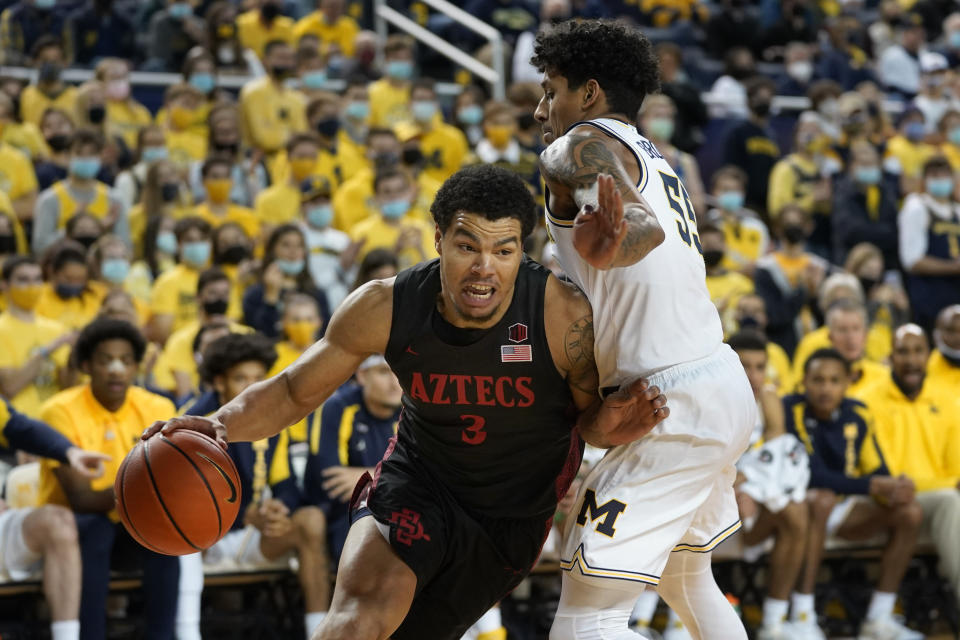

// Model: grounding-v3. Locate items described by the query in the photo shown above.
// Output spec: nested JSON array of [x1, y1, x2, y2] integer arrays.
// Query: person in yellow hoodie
[[331, 127, 400, 231], [147, 216, 213, 344], [196, 158, 260, 241], [268, 292, 323, 442], [857, 324, 960, 612], [19, 35, 77, 128], [94, 58, 152, 151], [159, 83, 207, 170], [294, 0, 359, 57], [406, 78, 468, 184], [928, 304, 960, 395], [240, 39, 306, 155], [255, 132, 321, 230], [368, 34, 415, 128], [237, 0, 294, 60]]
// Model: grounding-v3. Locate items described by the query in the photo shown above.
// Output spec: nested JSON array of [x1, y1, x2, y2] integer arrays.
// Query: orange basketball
[[115, 430, 241, 556]]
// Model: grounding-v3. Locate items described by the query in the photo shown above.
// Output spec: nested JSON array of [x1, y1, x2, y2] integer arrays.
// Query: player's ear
[[582, 79, 601, 110], [434, 226, 442, 254]]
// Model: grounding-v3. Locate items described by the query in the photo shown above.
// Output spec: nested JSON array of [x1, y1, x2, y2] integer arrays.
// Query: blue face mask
[[949, 127, 960, 145], [905, 121, 926, 142], [345, 101, 369, 120], [381, 198, 410, 220], [35, 0, 55, 9], [306, 204, 333, 228], [927, 177, 955, 199], [156, 231, 178, 255], [951, 31, 960, 49], [855, 166, 881, 185], [55, 283, 84, 299], [411, 100, 437, 123], [457, 104, 483, 126], [275, 258, 304, 275], [385, 60, 413, 81], [168, 2, 192, 19], [188, 72, 215, 94], [101, 258, 130, 284], [301, 70, 327, 90], [717, 191, 744, 212], [141, 146, 168, 163], [70, 156, 101, 179], [182, 241, 211, 267]]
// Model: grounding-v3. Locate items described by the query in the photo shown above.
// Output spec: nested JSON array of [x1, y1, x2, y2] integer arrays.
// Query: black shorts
[[351, 441, 552, 640]]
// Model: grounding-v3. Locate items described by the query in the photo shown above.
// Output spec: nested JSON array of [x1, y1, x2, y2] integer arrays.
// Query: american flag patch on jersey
[[501, 344, 532, 362]]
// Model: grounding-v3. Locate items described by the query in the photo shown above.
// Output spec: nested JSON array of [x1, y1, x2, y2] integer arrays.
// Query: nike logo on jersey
[[406, 346, 418, 355]]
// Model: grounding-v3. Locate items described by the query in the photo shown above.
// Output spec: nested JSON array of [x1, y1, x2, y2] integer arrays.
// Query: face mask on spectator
[[316, 118, 340, 138], [926, 177, 954, 199], [485, 124, 513, 149], [411, 101, 437, 123], [156, 231, 178, 255], [271, 64, 295, 80], [55, 283, 84, 299], [345, 101, 369, 120], [782, 225, 807, 244], [213, 140, 239, 156], [105, 79, 130, 101], [217, 244, 250, 265], [46, 133, 71, 152], [141, 146, 168, 163], [35, 0, 56, 10], [854, 166, 881, 185], [170, 105, 195, 130], [646, 117, 674, 141], [306, 203, 333, 228], [70, 156, 101, 179], [750, 100, 771, 118], [204, 178, 232, 204], [160, 182, 180, 203], [189, 72, 215, 94], [284, 320, 319, 348], [0, 234, 15, 254], [38, 61, 61, 84], [101, 258, 130, 284], [8, 284, 42, 310], [717, 191, 744, 212], [291, 158, 316, 182], [857, 275, 879, 293], [260, 2, 281, 20], [738, 315, 762, 330], [457, 104, 483, 126], [787, 61, 813, 84], [950, 31, 960, 49], [934, 330, 960, 365], [182, 241, 211, 267], [818, 98, 839, 119], [402, 147, 423, 166], [948, 127, 960, 145], [275, 259, 304, 276], [74, 235, 98, 250], [702, 250, 724, 268], [218, 44, 236, 65], [202, 298, 228, 316], [301, 70, 327, 90], [381, 198, 410, 220], [168, 2, 192, 19], [904, 121, 925, 142], [385, 60, 413, 81], [87, 104, 106, 124]]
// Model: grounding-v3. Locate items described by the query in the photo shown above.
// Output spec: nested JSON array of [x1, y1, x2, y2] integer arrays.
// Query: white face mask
[[218, 44, 236, 65], [819, 98, 839, 120], [787, 60, 813, 84], [934, 329, 960, 361]]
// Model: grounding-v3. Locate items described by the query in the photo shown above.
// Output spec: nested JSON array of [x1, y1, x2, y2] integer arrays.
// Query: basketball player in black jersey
[[144, 165, 668, 640]]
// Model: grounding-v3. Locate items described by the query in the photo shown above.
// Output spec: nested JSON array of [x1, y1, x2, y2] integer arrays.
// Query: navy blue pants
[[75, 513, 179, 640]]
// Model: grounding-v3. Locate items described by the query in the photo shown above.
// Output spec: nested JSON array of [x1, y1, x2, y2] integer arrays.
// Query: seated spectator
[[332, 127, 404, 227], [0, 87, 46, 162], [754, 205, 828, 357], [95, 58, 152, 152], [0, 256, 73, 417], [640, 94, 705, 216], [338, 75, 370, 166], [256, 133, 321, 230], [368, 34, 414, 128], [0, 0, 68, 66], [210, 222, 255, 316], [63, 212, 104, 253], [32, 129, 127, 253], [468, 101, 540, 198], [113, 125, 168, 214], [898, 155, 960, 333], [728, 331, 811, 639], [788, 348, 923, 640], [67, 0, 136, 66], [267, 292, 322, 441], [294, 44, 331, 100], [147, 216, 214, 344], [705, 3, 759, 59], [351, 247, 398, 291], [938, 109, 960, 170], [405, 78, 468, 184], [241, 39, 306, 156], [128, 159, 191, 253], [706, 166, 768, 278], [243, 224, 330, 338], [237, 0, 294, 60], [128, 215, 177, 303], [34, 108, 96, 192], [0, 99, 39, 226], [19, 36, 76, 128], [145, 0, 205, 72], [72, 80, 127, 182], [195, 158, 260, 241], [89, 235, 148, 326], [655, 42, 708, 155], [857, 325, 960, 615], [0, 203, 26, 263], [349, 167, 436, 269], [38, 318, 179, 640], [453, 84, 486, 148], [817, 17, 875, 91], [928, 304, 960, 394], [299, 175, 353, 309], [191, 333, 330, 637], [701, 223, 753, 337], [188, 104, 267, 208], [203, 1, 255, 74], [831, 139, 900, 267], [179, 48, 224, 122], [884, 107, 937, 195], [294, 0, 359, 58], [722, 77, 780, 216], [734, 293, 794, 394], [913, 52, 955, 135], [160, 84, 207, 170], [777, 42, 818, 97], [36, 242, 104, 331], [0, 398, 111, 640], [709, 46, 755, 119], [879, 13, 927, 99], [843, 243, 909, 362]]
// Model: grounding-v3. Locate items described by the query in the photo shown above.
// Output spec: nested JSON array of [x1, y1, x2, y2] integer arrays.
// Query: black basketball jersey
[[384, 258, 582, 521]]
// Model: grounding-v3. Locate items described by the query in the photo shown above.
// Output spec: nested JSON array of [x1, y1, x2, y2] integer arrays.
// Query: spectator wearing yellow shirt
[[0, 200, 27, 267], [295, 44, 331, 101], [705, 165, 769, 278], [406, 79, 468, 184], [844, 242, 909, 364], [268, 293, 323, 441], [368, 35, 415, 129], [0, 99, 39, 227], [314, 92, 366, 185], [147, 216, 213, 344], [19, 35, 76, 128], [241, 40, 307, 155], [338, 76, 369, 176], [256, 133, 321, 231], [36, 242, 105, 331], [38, 318, 180, 640], [211, 222, 257, 318], [237, 0, 294, 60], [32, 129, 128, 253], [94, 58, 152, 152], [884, 107, 937, 196], [733, 294, 794, 394], [0, 88, 47, 161], [349, 167, 436, 269], [128, 215, 178, 304], [294, 0, 359, 57], [332, 127, 400, 231], [0, 257, 73, 417], [127, 159, 192, 253], [269, 95, 347, 194], [195, 158, 260, 241], [159, 83, 207, 170], [88, 235, 150, 327], [929, 304, 960, 395], [700, 224, 754, 337], [857, 325, 960, 612]]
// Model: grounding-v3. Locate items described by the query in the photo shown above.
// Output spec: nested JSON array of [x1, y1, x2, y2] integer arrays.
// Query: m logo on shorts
[[576, 489, 627, 538], [389, 508, 431, 546]]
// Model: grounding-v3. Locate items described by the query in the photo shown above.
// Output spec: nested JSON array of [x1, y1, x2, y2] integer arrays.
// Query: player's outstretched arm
[[540, 130, 664, 270], [142, 279, 394, 447]]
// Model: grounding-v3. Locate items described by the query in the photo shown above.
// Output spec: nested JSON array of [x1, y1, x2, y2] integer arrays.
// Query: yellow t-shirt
[[156, 102, 211, 140], [1, 121, 48, 160], [418, 122, 469, 184], [766, 341, 794, 396], [165, 128, 208, 169], [720, 214, 768, 272], [106, 99, 152, 151], [940, 143, 960, 171], [38, 385, 176, 519], [269, 340, 308, 441], [292, 12, 359, 55], [332, 168, 440, 233], [705, 270, 754, 337], [349, 212, 438, 269], [0, 143, 38, 201], [336, 130, 366, 182], [885, 134, 937, 178], [35, 282, 105, 330], [926, 350, 960, 397], [194, 203, 261, 241], [254, 182, 301, 226], [791, 325, 891, 385], [20, 85, 78, 128], [51, 180, 111, 226], [368, 78, 411, 129], [149, 263, 201, 333], [767, 153, 820, 218], [240, 76, 307, 154], [267, 148, 344, 194], [0, 313, 70, 418], [237, 9, 294, 59], [152, 320, 253, 393]]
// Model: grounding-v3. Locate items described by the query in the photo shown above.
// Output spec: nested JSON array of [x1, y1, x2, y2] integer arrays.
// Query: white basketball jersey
[[546, 118, 723, 388]]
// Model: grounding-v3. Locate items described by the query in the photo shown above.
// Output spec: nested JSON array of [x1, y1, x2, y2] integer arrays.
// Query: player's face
[[436, 213, 523, 329], [87, 338, 138, 408], [828, 310, 867, 362], [736, 349, 767, 397], [536, 70, 585, 145], [891, 331, 930, 395], [358, 363, 402, 411], [803, 359, 849, 418], [215, 361, 267, 404]]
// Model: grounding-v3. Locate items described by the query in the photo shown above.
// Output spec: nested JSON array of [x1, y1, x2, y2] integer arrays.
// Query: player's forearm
[[215, 373, 315, 443], [607, 204, 665, 269], [575, 402, 615, 449], [907, 256, 960, 276]]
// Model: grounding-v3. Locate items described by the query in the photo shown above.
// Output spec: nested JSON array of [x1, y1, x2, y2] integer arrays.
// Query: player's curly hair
[[199, 333, 277, 385], [531, 19, 660, 118], [431, 165, 537, 240], [73, 318, 147, 367]]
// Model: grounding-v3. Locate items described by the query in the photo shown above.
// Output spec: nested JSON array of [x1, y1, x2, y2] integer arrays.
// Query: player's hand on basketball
[[141, 415, 229, 450], [587, 378, 668, 447], [65, 447, 110, 479], [573, 174, 627, 270], [322, 466, 368, 502]]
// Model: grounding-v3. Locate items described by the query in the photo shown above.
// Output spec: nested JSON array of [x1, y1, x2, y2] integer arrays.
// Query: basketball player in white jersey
[[533, 20, 757, 640]]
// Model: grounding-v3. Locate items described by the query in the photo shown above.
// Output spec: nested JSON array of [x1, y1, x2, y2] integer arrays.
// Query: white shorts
[[559, 345, 756, 590], [202, 526, 289, 570], [825, 496, 872, 537], [0, 508, 42, 581]]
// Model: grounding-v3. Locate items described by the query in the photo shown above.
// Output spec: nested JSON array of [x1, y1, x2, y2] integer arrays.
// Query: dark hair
[[201, 156, 232, 178], [142, 216, 169, 279], [191, 321, 230, 353], [411, 77, 436, 94], [373, 166, 410, 193], [65, 212, 104, 240], [263, 224, 316, 293], [698, 222, 722, 236], [727, 329, 768, 353], [199, 333, 277, 385], [73, 317, 146, 366], [353, 248, 398, 290], [30, 34, 63, 60], [211, 222, 249, 262], [51, 244, 88, 273], [922, 155, 953, 177], [531, 19, 659, 117], [264, 39, 291, 58], [286, 132, 320, 155], [803, 347, 851, 376], [197, 267, 229, 295], [744, 76, 776, 100], [2, 255, 38, 281], [71, 128, 104, 153], [711, 165, 748, 190], [366, 127, 398, 145], [174, 216, 212, 242], [431, 165, 537, 240]]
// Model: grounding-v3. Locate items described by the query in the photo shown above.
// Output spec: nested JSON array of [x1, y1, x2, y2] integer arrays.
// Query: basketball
[[115, 430, 241, 557]]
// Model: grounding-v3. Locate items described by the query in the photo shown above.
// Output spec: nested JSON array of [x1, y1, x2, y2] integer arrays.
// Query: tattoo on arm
[[564, 314, 598, 394], [547, 134, 634, 200], [615, 206, 665, 268]]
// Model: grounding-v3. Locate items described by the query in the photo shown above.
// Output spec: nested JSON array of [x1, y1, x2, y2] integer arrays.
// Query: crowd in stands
[[0, 0, 956, 639]]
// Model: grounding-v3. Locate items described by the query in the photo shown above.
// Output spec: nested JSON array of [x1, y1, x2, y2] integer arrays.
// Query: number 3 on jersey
[[658, 171, 702, 254], [461, 414, 487, 445]]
